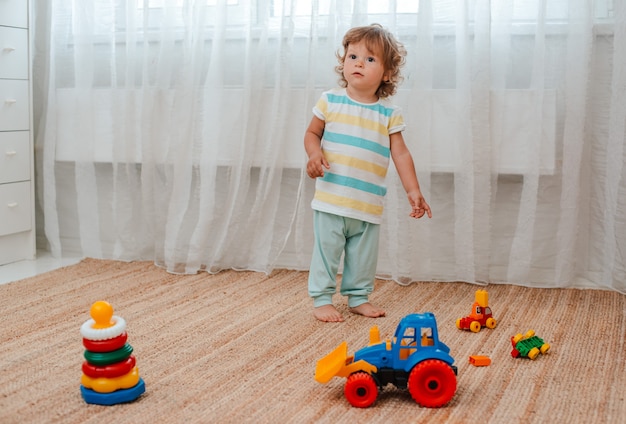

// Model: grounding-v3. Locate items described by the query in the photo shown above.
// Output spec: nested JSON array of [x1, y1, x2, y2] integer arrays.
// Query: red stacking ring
[[82, 355, 136, 379], [83, 332, 128, 352]]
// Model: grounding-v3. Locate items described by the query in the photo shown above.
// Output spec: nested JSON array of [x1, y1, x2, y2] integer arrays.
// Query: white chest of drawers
[[0, 0, 35, 265]]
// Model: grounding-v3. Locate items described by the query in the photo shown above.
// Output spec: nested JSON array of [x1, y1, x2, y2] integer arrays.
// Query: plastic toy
[[80, 301, 145, 405], [511, 330, 550, 359], [469, 355, 491, 366], [315, 312, 457, 408], [456, 289, 497, 332]]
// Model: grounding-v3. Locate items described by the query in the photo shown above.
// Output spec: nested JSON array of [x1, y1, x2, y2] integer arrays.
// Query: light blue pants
[[308, 210, 380, 308]]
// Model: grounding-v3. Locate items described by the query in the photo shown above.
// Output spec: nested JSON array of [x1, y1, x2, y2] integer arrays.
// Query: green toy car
[[510, 330, 550, 359]]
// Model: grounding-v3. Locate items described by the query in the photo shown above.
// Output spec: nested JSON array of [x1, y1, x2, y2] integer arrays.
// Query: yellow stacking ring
[[81, 366, 141, 393]]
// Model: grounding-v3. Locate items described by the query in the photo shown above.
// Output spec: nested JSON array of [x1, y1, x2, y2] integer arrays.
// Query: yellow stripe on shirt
[[325, 111, 388, 136], [389, 114, 403, 129], [324, 151, 388, 177], [314, 190, 384, 216]]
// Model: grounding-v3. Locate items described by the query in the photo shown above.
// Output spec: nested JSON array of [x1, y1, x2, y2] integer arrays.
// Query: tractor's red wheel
[[408, 359, 457, 408], [344, 372, 378, 408]]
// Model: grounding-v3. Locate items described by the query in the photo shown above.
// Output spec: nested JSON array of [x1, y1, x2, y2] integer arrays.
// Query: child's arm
[[390, 132, 432, 219], [304, 116, 329, 178]]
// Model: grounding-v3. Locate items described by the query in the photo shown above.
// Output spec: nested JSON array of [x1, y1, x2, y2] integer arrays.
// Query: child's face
[[343, 41, 387, 97]]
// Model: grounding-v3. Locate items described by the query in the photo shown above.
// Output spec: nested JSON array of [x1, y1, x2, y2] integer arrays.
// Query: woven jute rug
[[0, 258, 624, 423]]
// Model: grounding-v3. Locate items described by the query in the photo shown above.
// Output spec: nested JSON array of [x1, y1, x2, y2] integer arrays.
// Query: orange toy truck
[[456, 290, 497, 333]]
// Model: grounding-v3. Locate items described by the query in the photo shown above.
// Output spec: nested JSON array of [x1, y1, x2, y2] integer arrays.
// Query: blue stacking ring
[[81, 378, 146, 405]]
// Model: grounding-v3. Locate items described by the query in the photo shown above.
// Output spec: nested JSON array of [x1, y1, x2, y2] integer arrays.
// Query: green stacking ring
[[84, 343, 134, 366]]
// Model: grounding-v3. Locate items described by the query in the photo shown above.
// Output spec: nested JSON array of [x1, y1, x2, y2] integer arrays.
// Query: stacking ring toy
[[82, 355, 136, 379], [84, 343, 133, 366]]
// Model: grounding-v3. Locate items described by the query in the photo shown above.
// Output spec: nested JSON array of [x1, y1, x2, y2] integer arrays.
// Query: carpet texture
[[0, 258, 624, 423]]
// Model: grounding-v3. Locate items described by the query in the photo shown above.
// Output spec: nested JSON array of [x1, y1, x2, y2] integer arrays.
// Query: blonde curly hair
[[335, 24, 407, 99]]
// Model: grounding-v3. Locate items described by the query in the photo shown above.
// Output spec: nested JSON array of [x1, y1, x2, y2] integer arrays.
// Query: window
[[399, 327, 417, 360], [99, 0, 248, 35], [83, 1, 616, 39], [272, 0, 418, 16]]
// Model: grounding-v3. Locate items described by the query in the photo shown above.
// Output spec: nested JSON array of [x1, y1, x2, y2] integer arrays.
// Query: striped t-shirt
[[311, 88, 406, 224]]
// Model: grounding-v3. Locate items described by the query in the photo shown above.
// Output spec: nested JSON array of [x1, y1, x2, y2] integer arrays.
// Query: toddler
[[304, 24, 431, 322]]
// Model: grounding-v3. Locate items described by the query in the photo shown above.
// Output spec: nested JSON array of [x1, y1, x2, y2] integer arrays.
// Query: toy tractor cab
[[456, 289, 497, 333]]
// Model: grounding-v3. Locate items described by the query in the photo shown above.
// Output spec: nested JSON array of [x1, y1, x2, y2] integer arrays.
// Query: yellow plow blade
[[315, 341, 349, 384]]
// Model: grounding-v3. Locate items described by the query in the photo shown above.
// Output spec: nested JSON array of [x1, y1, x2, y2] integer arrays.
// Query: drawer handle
[[4, 98, 17, 105], [7, 202, 18, 208], [5, 150, 17, 156], [3, 46, 16, 52]]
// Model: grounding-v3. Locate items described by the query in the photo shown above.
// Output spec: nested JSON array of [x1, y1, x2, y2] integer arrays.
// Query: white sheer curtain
[[33, 0, 625, 292]]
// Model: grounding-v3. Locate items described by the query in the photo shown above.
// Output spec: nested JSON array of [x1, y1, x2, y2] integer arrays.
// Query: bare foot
[[313, 304, 345, 322], [349, 302, 386, 318]]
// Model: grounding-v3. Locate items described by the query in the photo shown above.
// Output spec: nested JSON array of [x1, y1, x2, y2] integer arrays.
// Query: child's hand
[[408, 191, 432, 219], [306, 153, 330, 178]]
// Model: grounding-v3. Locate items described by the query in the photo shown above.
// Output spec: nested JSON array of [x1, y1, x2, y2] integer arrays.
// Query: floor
[[0, 251, 82, 286]]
